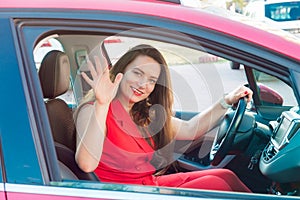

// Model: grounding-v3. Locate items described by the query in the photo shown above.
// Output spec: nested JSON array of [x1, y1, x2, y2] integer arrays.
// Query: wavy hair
[[76, 44, 174, 151], [110, 44, 174, 150]]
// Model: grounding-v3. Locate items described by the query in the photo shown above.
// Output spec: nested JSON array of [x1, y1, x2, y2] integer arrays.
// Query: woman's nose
[[137, 77, 148, 88]]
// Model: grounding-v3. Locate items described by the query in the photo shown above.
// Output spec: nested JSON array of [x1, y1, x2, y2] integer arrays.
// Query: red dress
[[95, 100, 251, 192]]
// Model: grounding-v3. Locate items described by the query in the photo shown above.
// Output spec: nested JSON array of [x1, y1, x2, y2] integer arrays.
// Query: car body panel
[[0, 17, 44, 184], [5, 182, 297, 200], [1, 0, 300, 61]]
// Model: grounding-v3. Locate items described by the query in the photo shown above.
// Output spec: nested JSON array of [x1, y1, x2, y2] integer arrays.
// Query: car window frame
[[245, 66, 296, 122]]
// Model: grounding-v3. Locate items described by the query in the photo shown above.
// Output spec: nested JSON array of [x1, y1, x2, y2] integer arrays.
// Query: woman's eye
[[133, 70, 142, 76], [149, 79, 156, 84]]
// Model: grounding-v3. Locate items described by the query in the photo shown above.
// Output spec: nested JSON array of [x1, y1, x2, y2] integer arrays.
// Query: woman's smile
[[130, 86, 144, 96]]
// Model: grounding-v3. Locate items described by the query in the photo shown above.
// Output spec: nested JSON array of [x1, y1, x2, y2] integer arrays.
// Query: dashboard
[[260, 110, 300, 183]]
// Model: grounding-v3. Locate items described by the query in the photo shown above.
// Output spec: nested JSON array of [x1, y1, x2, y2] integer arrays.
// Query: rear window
[[265, 1, 300, 21]]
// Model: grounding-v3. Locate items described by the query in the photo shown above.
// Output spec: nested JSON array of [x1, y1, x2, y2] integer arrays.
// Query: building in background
[[243, 0, 300, 37]]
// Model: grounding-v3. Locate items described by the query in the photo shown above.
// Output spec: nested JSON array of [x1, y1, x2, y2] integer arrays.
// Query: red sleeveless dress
[[94, 100, 251, 192]]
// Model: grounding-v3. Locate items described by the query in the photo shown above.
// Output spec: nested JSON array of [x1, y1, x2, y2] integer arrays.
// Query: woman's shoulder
[[75, 101, 95, 118]]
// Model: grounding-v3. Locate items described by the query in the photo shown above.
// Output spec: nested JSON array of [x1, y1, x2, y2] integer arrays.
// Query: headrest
[[39, 50, 70, 99]]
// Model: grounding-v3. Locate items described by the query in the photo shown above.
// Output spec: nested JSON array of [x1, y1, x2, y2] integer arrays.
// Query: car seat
[[39, 50, 99, 181]]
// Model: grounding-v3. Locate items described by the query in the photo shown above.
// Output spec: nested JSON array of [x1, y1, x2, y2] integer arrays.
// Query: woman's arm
[[75, 56, 123, 172], [75, 102, 109, 172], [172, 99, 227, 140], [173, 85, 252, 140]]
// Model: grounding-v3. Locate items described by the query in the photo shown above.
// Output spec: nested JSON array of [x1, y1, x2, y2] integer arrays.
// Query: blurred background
[[181, 0, 300, 37]]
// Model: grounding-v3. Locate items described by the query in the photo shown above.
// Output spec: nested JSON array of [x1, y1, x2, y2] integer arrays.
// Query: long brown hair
[[76, 44, 174, 151], [110, 44, 174, 150]]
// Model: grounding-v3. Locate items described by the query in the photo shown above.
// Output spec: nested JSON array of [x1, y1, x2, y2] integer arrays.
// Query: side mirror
[[257, 83, 283, 106]]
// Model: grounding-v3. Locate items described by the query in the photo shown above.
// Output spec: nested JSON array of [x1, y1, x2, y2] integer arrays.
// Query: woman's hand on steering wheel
[[209, 85, 253, 166], [224, 85, 253, 106]]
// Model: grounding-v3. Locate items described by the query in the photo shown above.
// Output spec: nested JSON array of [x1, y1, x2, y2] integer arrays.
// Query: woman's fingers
[[94, 56, 103, 75], [226, 85, 253, 104], [84, 56, 110, 85], [239, 86, 253, 102], [81, 55, 121, 103], [102, 66, 109, 76], [114, 73, 123, 86], [243, 89, 253, 102], [81, 72, 93, 87], [111, 73, 123, 96], [87, 60, 98, 80]]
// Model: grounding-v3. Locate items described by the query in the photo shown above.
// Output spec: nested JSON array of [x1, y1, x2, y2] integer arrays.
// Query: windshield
[[265, 1, 300, 21]]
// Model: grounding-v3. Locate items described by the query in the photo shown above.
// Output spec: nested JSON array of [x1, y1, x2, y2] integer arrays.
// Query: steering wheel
[[210, 98, 247, 166]]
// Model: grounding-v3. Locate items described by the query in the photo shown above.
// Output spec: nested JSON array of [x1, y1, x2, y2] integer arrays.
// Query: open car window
[[103, 36, 248, 113], [253, 69, 297, 107]]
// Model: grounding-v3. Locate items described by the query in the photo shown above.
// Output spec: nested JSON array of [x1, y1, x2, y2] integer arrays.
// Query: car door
[[0, 16, 59, 199]]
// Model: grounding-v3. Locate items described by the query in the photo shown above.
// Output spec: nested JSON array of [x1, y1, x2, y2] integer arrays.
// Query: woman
[[75, 44, 252, 192]]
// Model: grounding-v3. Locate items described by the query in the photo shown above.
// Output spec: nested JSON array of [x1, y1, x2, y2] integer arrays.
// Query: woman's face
[[117, 55, 161, 108]]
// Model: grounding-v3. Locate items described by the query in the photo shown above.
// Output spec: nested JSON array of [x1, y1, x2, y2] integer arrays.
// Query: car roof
[[1, 0, 300, 62]]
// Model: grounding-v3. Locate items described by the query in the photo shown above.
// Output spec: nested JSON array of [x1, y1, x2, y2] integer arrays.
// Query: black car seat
[[39, 50, 99, 181]]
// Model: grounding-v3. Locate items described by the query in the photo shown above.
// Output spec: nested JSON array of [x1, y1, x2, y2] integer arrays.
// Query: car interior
[[38, 49, 99, 181], [34, 29, 300, 196]]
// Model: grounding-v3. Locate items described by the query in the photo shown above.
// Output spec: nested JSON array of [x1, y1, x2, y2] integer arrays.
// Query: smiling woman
[[74, 43, 252, 192]]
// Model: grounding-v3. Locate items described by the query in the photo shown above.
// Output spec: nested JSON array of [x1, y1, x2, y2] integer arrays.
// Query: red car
[[1, 0, 300, 199]]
